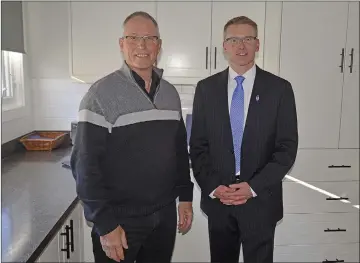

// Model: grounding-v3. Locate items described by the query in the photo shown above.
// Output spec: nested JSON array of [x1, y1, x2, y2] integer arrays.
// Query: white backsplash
[[32, 78, 195, 131]]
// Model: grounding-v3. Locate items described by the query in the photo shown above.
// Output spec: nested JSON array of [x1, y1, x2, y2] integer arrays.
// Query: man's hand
[[213, 185, 236, 205], [224, 182, 253, 205], [178, 202, 193, 234], [100, 225, 128, 262]]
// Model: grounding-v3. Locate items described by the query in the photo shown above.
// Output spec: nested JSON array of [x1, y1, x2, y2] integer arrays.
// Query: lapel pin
[[256, 95, 260, 102]]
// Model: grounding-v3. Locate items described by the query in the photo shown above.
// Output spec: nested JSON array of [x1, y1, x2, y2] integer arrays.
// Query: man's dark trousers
[[92, 201, 177, 263]]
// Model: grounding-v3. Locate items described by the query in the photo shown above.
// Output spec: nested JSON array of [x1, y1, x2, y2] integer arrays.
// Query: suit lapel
[[216, 68, 234, 151], [241, 66, 267, 160]]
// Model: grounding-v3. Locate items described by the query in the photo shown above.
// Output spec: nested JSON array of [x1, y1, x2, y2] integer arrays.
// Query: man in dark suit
[[189, 16, 298, 263]]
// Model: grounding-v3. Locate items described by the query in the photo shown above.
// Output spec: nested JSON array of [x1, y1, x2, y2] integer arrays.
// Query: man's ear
[[119, 37, 124, 51], [158, 38, 162, 52], [255, 39, 260, 52]]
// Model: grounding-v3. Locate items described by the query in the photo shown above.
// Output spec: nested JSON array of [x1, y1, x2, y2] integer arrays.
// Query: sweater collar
[[119, 61, 164, 80]]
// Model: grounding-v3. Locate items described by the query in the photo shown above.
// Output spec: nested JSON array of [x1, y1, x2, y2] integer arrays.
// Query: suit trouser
[[207, 202, 276, 263], [91, 201, 177, 263]]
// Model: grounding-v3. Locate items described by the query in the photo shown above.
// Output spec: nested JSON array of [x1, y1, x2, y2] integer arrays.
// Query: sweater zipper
[[153, 84, 161, 106]]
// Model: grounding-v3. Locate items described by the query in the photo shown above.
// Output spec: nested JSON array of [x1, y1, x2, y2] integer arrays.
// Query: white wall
[[25, 2, 195, 131]]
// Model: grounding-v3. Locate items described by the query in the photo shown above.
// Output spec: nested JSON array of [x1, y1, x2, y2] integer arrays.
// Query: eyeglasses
[[224, 36, 257, 45], [122, 35, 160, 45]]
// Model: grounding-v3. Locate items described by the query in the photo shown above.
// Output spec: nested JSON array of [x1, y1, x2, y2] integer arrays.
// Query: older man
[[71, 11, 193, 263]]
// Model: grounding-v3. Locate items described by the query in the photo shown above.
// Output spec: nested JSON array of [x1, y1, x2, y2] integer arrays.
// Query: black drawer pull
[[328, 165, 351, 168], [69, 219, 74, 252], [326, 197, 349, 200], [60, 225, 71, 259], [322, 259, 344, 263], [324, 228, 346, 232], [214, 47, 217, 69], [205, 47, 208, 69], [339, 48, 345, 73], [349, 48, 354, 73]]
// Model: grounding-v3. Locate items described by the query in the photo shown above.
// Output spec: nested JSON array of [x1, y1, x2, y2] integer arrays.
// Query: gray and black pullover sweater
[[70, 63, 193, 236]]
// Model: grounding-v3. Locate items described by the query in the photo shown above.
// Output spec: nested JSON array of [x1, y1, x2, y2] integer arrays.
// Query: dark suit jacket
[[189, 65, 298, 224]]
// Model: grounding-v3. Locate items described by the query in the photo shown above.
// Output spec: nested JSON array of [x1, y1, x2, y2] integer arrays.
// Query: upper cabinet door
[[340, 2, 359, 149], [279, 2, 349, 149], [156, 2, 211, 80], [210, 2, 266, 74], [70, 2, 156, 83]]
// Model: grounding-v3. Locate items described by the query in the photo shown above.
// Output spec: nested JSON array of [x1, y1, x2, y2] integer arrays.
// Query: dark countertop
[[1, 145, 79, 262]]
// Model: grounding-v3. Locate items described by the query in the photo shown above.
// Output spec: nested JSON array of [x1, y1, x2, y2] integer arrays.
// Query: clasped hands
[[214, 182, 253, 205]]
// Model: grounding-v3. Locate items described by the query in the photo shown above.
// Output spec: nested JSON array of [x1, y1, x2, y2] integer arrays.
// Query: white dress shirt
[[210, 63, 257, 198]]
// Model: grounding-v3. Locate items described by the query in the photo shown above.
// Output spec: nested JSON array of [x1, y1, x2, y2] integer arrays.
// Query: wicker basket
[[20, 131, 67, 151]]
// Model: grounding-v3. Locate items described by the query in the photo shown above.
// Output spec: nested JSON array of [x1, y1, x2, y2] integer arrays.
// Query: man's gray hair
[[123, 11, 160, 36]]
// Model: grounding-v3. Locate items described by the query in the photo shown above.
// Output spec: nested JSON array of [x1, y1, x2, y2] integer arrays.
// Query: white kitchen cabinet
[[36, 233, 61, 262], [82, 217, 95, 262], [156, 2, 211, 81], [36, 202, 84, 262], [24, 2, 71, 79], [274, 243, 359, 262], [287, 149, 359, 182], [67, 203, 84, 262], [279, 2, 349, 149], [158, 1, 266, 83], [275, 212, 359, 245], [210, 1, 266, 74], [58, 221, 71, 262], [339, 1, 359, 149], [310, 181, 359, 205], [69, 1, 156, 83], [282, 181, 357, 214], [69, 1, 269, 84], [57, 202, 84, 262]]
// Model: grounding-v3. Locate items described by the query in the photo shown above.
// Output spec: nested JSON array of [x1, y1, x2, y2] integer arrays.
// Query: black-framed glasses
[[224, 36, 257, 45], [122, 35, 159, 44]]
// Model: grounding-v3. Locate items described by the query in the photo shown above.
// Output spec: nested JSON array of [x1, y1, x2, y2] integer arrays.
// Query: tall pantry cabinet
[[279, 1, 359, 150]]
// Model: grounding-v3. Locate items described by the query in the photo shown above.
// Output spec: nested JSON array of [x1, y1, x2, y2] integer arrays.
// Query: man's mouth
[[135, 54, 149, 58]]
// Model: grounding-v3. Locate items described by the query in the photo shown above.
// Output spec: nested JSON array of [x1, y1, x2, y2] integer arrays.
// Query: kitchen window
[[1, 50, 25, 111]]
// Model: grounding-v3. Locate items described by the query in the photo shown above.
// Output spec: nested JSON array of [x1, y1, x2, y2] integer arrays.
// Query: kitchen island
[[1, 144, 83, 262]]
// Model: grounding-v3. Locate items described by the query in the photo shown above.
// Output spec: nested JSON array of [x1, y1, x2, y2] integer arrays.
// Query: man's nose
[[237, 40, 246, 49], [137, 38, 146, 49]]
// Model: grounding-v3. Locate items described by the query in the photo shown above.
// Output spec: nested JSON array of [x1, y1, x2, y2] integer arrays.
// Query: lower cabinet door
[[36, 233, 61, 262], [59, 222, 71, 263], [274, 243, 359, 262], [275, 213, 359, 246], [68, 203, 84, 262]]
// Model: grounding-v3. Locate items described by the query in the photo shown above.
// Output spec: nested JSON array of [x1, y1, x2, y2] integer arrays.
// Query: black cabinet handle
[[324, 228, 346, 232], [205, 47, 208, 69], [69, 219, 74, 252], [339, 48, 345, 73], [328, 165, 351, 168], [60, 225, 71, 259], [214, 47, 217, 69], [326, 197, 349, 201], [349, 48, 354, 73], [322, 259, 344, 263]]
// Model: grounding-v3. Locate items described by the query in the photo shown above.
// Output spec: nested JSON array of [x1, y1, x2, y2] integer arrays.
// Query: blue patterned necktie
[[230, 75, 245, 174]]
